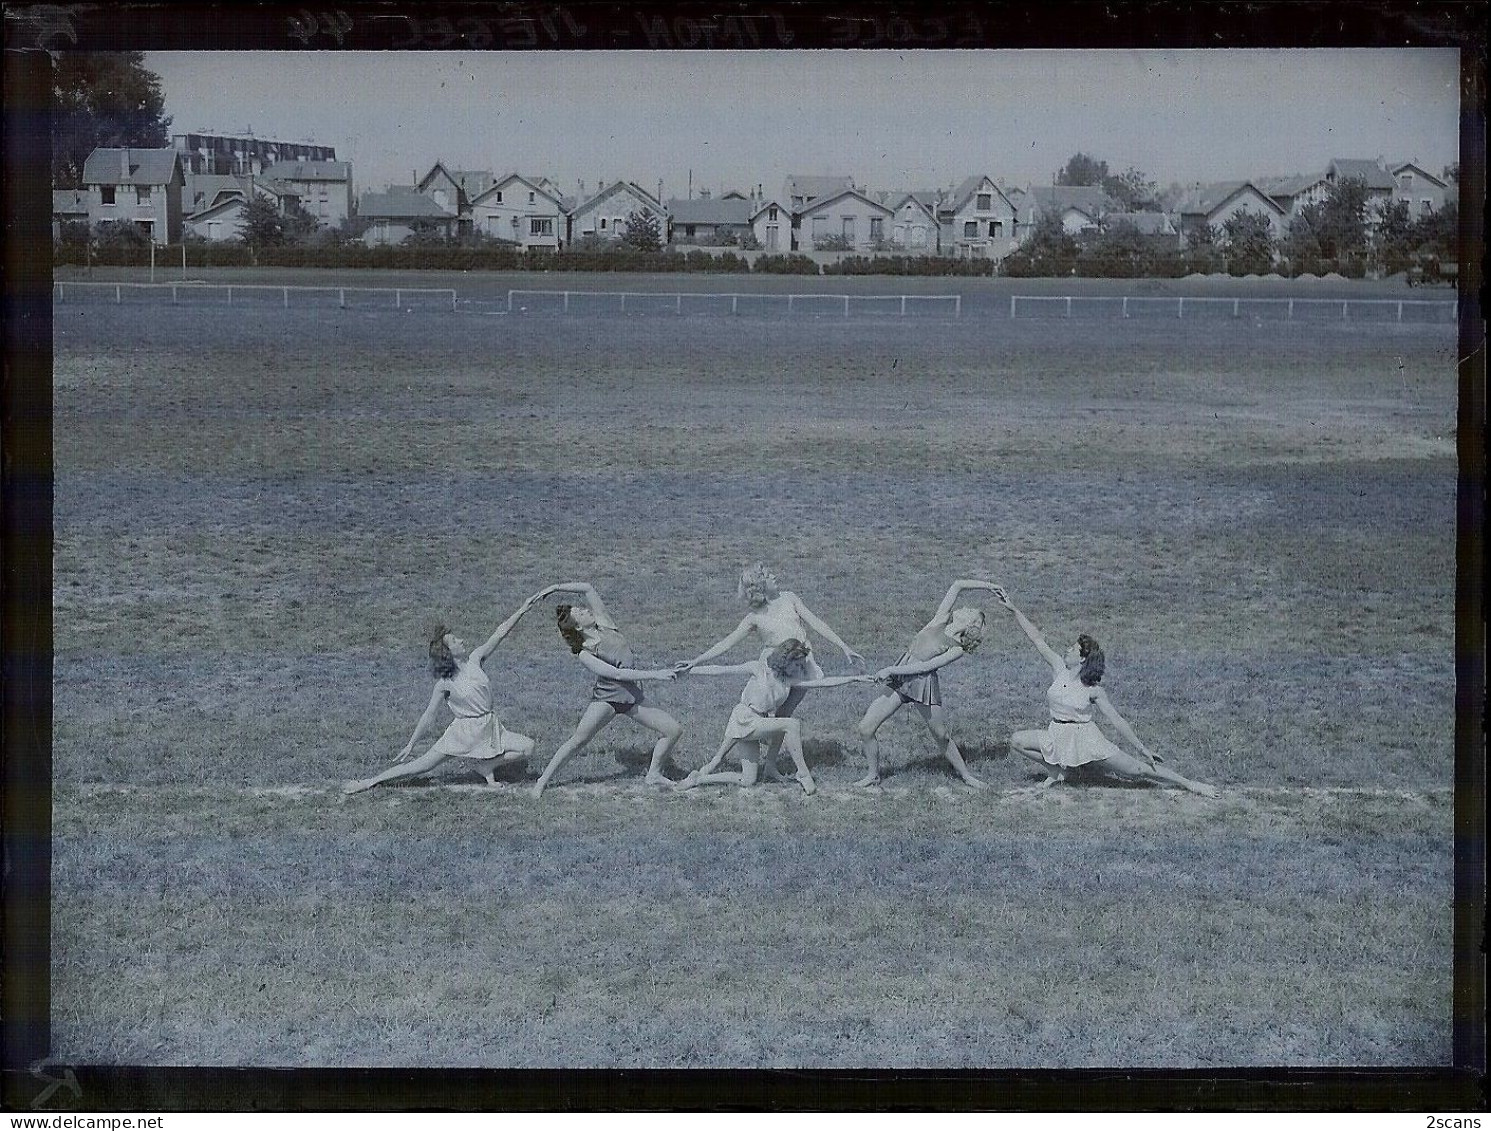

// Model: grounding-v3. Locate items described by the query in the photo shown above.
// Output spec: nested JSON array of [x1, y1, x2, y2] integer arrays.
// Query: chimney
[[700, 188, 710, 200], [657, 179, 663, 203], [579, 179, 585, 196]]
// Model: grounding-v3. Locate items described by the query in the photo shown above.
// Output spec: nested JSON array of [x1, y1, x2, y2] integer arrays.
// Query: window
[[495, 190, 503, 203], [1400, 174, 1413, 191], [136, 186, 152, 204], [530, 217, 552, 236], [685, 225, 696, 238], [841, 216, 855, 243], [811, 215, 828, 241], [768, 206, 778, 221], [869, 217, 883, 241], [989, 220, 1002, 237], [528, 191, 535, 204], [101, 186, 115, 205], [765, 224, 778, 250], [1421, 199, 1433, 215], [911, 226, 927, 248], [599, 217, 607, 230], [963, 221, 978, 238], [976, 193, 991, 210]]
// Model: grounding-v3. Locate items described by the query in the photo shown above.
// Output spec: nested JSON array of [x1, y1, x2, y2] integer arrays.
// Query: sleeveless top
[[445, 659, 494, 719], [1047, 670, 1096, 723], [589, 626, 644, 706], [738, 649, 793, 716]]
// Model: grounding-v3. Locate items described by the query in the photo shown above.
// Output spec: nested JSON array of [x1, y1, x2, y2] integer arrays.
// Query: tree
[[53, 52, 171, 188], [1221, 212, 1276, 274], [1372, 198, 1415, 275], [1004, 210, 1079, 276], [240, 195, 284, 249], [1318, 176, 1371, 260], [621, 209, 662, 251], [1055, 153, 1109, 187], [280, 201, 320, 245], [1102, 167, 1158, 211]]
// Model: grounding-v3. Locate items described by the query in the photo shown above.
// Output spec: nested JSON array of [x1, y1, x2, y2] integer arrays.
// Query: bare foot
[[530, 780, 548, 800], [852, 774, 882, 789], [796, 771, 817, 796], [673, 771, 700, 792], [761, 760, 786, 783], [961, 775, 991, 790], [342, 779, 374, 795], [1038, 773, 1065, 789], [644, 773, 672, 787]]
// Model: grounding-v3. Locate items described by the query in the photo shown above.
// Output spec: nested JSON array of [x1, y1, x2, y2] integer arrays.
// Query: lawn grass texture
[[51, 302, 1458, 1066]]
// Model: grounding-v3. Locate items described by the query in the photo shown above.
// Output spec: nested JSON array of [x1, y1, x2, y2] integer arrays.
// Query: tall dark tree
[[1102, 167, 1159, 211], [1055, 153, 1109, 187], [1221, 212, 1277, 274], [622, 209, 662, 252], [53, 52, 171, 188], [240, 195, 284, 249]]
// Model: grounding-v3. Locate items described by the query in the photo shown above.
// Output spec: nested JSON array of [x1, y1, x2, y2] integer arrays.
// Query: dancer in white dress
[[343, 593, 545, 794], [675, 639, 875, 794], [682, 565, 865, 778], [997, 588, 1218, 796], [852, 579, 1000, 789], [531, 582, 685, 797]]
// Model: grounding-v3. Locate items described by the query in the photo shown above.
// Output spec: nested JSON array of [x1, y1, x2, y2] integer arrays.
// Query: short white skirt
[[1040, 719, 1123, 768]]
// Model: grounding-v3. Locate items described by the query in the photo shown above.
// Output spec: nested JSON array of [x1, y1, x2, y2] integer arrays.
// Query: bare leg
[[1010, 728, 1065, 786], [914, 703, 987, 789], [627, 705, 685, 784], [1099, 748, 1219, 797], [344, 748, 450, 794], [477, 733, 536, 786], [761, 685, 808, 781], [677, 738, 761, 789], [853, 691, 904, 787], [532, 702, 615, 797]]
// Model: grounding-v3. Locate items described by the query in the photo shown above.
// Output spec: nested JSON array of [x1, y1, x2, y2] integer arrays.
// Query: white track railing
[[54, 281, 458, 311], [1009, 294, 1456, 322], [506, 289, 962, 318]]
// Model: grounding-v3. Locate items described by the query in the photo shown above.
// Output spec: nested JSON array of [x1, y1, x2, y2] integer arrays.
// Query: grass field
[[50, 282, 1459, 1067]]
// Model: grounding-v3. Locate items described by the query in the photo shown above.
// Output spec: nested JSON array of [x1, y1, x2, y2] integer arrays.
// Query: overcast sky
[[146, 49, 1461, 198]]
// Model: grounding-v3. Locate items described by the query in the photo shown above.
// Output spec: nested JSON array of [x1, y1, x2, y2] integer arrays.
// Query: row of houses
[[56, 147, 1452, 258]]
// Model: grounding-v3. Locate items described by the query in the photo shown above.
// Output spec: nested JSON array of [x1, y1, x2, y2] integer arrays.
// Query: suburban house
[[749, 198, 791, 253], [1258, 173, 1331, 220], [182, 195, 252, 243], [173, 132, 335, 176], [885, 192, 941, 254], [263, 160, 354, 226], [1172, 180, 1287, 244], [1018, 185, 1110, 237], [179, 173, 305, 242], [52, 188, 89, 239], [468, 173, 566, 251], [665, 191, 754, 245], [568, 181, 668, 245], [783, 174, 855, 212], [416, 163, 497, 236], [1325, 158, 1396, 222], [1389, 161, 1450, 217], [356, 189, 456, 246], [794, 188, 894, 253], [939, 176, 1021, 258], [81, 147, 186, 245]]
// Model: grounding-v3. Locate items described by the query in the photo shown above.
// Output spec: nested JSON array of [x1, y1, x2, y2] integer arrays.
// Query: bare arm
[[683, 661, 760, 678], [471, 591, 544, 665], [575, 650, 675, 682], [789, 593, 864, 663], [874, 647, 965, 681], [687, 617, 755, 666], [397, 685, 448, 762], [540, 582, 618, 630], [796, 674, 880, 689], [996, 591, 1065, 673], [932, 579, 1000, 623], [1094, 688, 1160, 766]]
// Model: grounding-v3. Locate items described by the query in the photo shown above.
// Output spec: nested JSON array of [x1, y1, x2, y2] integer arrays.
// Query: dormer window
[[976, 193, 991, 210], [137, 186, 152, 203], [100, 186, 115, 205]]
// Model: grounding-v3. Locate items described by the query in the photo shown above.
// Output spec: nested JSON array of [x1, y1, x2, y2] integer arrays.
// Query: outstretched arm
[[686, 617, 755, 667], [789, 593, 864, 663], [932, 579, 1001, 624], [683, 661, 760, 678], [575, 650, 675, 682], [471, 591, 545, 665], [874, 647, 965, 681], [1094, 688, 1161, 767], [397, 685, 448, 762], [996, 590, 1065, 674], [796, 674, 880, 689], [539, 582, 618, 630]]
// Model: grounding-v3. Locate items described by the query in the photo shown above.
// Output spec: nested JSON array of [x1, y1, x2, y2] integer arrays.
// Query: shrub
[[813, 234, 854, 252], [752, 253, 819, 275]]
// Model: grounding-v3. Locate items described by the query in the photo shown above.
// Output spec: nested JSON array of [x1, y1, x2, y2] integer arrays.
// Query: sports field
[[50, 275, 1458, 1067]]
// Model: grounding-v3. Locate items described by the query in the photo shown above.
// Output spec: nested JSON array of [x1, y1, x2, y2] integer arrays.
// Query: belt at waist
[[452, 710, 493, 720], [1050, 717, 1090, 725]]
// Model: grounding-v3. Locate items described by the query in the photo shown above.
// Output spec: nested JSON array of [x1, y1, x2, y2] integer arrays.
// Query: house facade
[[263, 160, 354, 227], [1258, 173, 1331, 220], [568, 181, 667, 245], [794, 189, 894, 253], [1326, 158, 1396, 224], [666, 192, 753, 245], [939, 176, 1021, 258], [182, 196, 251, 242], [468, 174, 566, 251], [1018, 185, 1108, 239], [357, 189, 456, 246], [172, 132, 335, 176], [749, 199, 791, 253], [887, 193, 940, 254], [52, 189, 89, 240], [1390, 162, 1449, 217], [416, 163, 497, 235], [1174, 181, 1287, 244], [81, 147, 185, 245]]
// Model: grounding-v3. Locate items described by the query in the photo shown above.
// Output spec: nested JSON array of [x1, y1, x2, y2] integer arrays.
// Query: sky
[[146, 49, 1461, 200]]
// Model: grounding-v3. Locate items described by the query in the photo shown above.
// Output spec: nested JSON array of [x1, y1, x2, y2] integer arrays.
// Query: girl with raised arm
[[683, 565, 865, 777], [675, 639, 876, 795], [343, 593, 545, 795], [852, 579, 1000, 789], [531, 582, 685, 797], [996, 588, 1218, 796]]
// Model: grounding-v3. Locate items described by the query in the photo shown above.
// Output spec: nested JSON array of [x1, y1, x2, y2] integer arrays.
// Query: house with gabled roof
[[749, 197, 792, 253], [1389, 161, 1450, 217], [938, 176, 1020, 259], [795, 188, 894, 253], [468, 174, 565, 251], [81, 147, 185, 244], [181, 173, 305, 241], [52, 189, 89, 240], [568, 181, 668, 246], [1173, 180, 1286, 245], [1017, 185, 1110, 238], [783, 175, 854, 212], [665, 192, 753, 245], [1325, 157, 1398, 225], [416, 162, 497, 235], [357, 188, 456, 246], [263, 160, 354, 226], [1257, 173, 1331, 220], [886, 192, 941, 254]]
